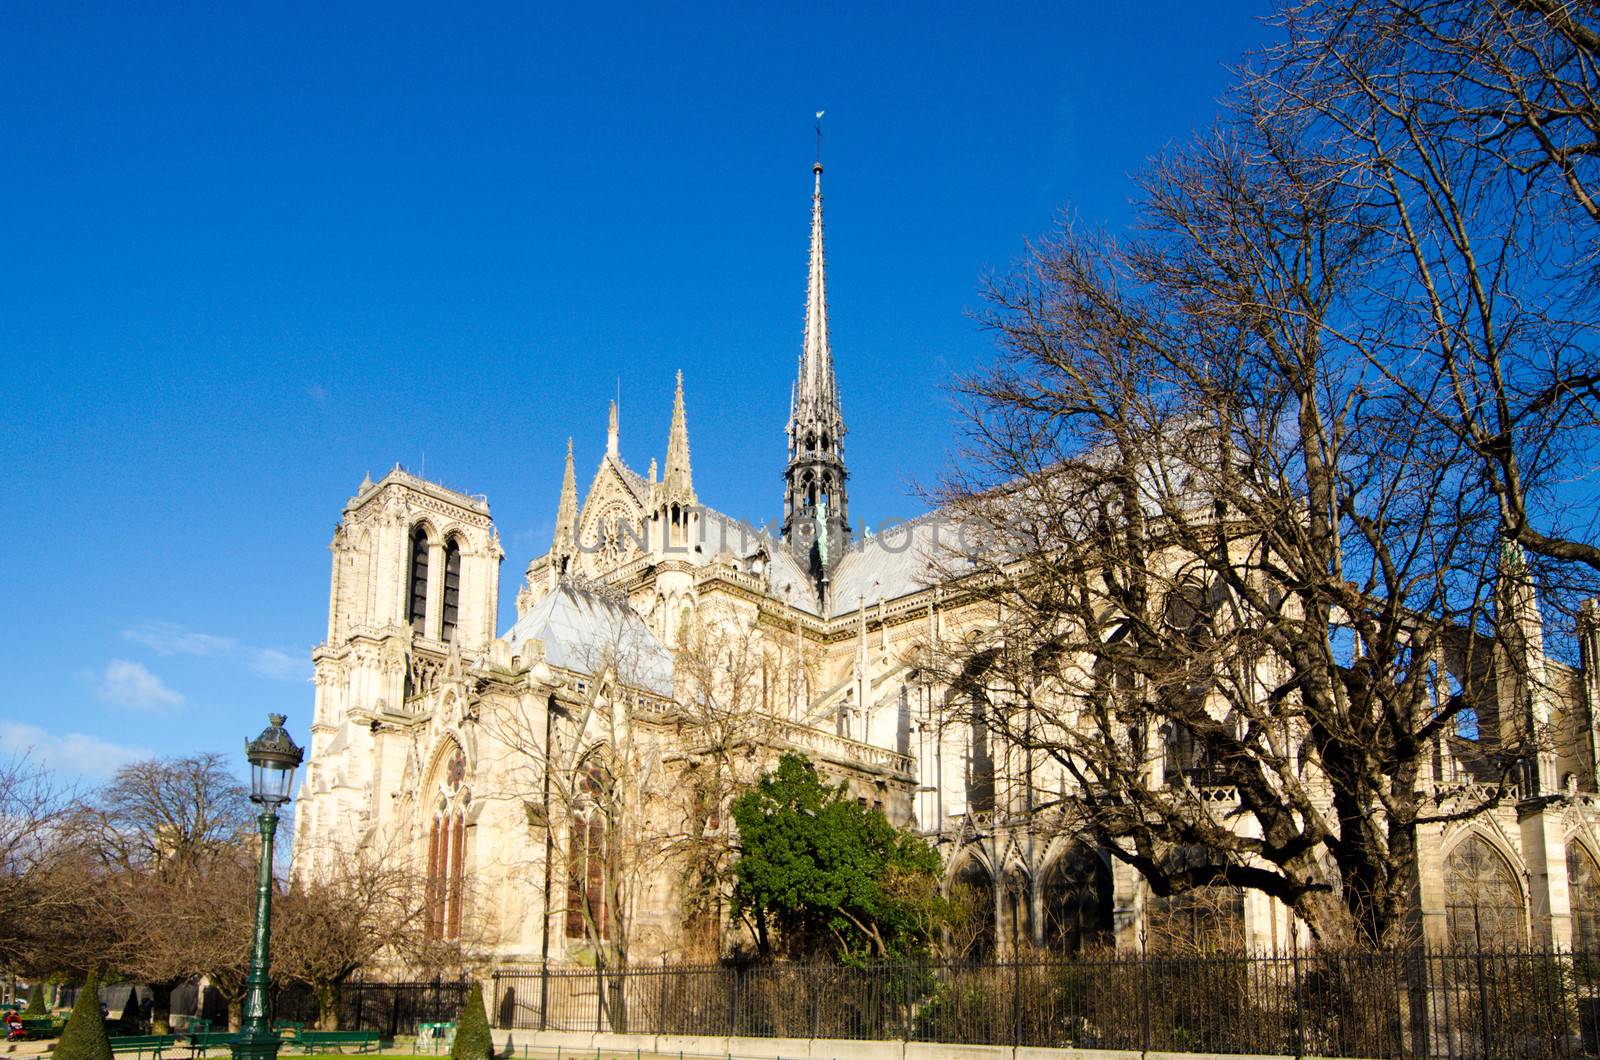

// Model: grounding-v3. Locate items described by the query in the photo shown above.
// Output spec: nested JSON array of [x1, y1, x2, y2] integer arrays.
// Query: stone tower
[[297, 468, 501, 872]]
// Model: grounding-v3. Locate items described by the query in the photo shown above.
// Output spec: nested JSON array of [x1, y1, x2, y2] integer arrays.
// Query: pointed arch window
[[1042, 844, 1113, 954], [1445, 834, 1524, 949], [426, 814, 444, 938], [441, 539, 462, 643], [408, 526, 430, 635], [1569, 844, 1600, 952], [948, 856, 996, 963], [565, 762, 610, 942], [426, 807, 467, 940], [424, 746, 470, 941]]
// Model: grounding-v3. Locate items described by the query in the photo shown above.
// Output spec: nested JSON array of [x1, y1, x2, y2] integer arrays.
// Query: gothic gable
[[576, 457, 649, 575]]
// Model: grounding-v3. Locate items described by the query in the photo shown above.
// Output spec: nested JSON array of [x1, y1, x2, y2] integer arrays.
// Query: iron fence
[[274, 978, 471, 1037], [490, 950, 1600, 1059]]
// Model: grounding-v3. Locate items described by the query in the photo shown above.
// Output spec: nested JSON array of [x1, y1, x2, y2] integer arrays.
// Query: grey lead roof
[[826, 513, 975, 616], [499, 582, 675, 696]]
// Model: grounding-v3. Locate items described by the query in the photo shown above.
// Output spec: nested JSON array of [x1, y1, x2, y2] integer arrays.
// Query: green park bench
[[271, 1022, 304, 1038], [183, 1030, 236, 1056], [109, 1034, 178, 1060], [19, 1018, 59, 1039], [294, 1030, 380, 1054]]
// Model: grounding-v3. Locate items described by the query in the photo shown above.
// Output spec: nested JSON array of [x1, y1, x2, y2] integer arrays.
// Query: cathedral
[[292, 160, 1600, 967]]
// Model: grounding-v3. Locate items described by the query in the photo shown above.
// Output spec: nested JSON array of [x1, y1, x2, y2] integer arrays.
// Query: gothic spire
[[784, 159, 850, 579], [607, 399, 620, 459], [663, 370, 695, 504], [798, 161, 837, 413]]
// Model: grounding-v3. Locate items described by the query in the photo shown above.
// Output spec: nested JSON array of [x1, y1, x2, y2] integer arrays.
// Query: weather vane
[[815, 109, 825, 166]]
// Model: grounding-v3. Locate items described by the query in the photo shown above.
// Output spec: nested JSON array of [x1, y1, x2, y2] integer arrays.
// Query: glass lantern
[[245, 713, 304, 810]]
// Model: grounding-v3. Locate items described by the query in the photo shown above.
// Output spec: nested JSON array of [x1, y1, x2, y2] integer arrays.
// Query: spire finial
[[606, 399, 619, 459], [814, 109, 825, 170], [663, 370, 695, 503]]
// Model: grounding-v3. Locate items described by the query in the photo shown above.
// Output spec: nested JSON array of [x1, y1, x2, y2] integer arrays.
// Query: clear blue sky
[[0, 2, 1275, 783]]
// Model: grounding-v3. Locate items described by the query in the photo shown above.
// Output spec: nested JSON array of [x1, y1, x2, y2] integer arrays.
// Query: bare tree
[[82, 753, 252, 874], [0, 754, 94, 976], [1258, 0, 1600, 583], [484, 583, 684, 1035], [931, 73, 1584, 946], [81, 754, 257, 1030], [275, 840, 455, 1029], [666, 599, 802, 953], [485, 582, 810, 1031]]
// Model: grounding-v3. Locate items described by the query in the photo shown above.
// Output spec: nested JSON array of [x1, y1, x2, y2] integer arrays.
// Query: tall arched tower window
[[441, 539, 462, 643], [408, 526, 431, 635], [1445, 834, 1524, 949]]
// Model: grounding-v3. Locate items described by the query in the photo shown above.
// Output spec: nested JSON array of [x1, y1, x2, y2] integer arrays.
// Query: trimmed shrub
[[25, 983, 48, 1016], [450, 984, 492, 1060], [55, 974, 111, 1060]]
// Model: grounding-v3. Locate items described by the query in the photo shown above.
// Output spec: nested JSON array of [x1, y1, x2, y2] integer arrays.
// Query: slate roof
[[826, 512, 976, 616], [499, 581, 675, 696]]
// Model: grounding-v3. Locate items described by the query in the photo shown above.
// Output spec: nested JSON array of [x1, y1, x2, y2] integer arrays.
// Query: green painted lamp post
[[232, 713, 304, 1060]]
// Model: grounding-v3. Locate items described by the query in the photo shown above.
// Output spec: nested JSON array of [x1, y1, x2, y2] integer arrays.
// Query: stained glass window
[[1569, 844, 1600, 953], [1445, 834, 1524, 949]]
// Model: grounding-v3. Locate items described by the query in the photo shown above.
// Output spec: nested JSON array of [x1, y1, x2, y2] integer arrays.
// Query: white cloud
[[122, 622, 309, 682], [124, 623, 235, 658], [249, 648, 304, 681], [0, 721, 151, 779], [95, 659, 184, 709]]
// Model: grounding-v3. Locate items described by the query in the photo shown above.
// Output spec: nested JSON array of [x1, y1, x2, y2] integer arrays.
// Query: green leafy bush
[[731, 753, 948, 965]]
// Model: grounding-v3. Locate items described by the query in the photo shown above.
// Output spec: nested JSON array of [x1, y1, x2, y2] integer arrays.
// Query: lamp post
[[232, 713, 303, 1060]]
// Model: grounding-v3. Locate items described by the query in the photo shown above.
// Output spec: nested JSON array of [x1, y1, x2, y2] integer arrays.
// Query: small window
[[441, 540, 462, 643]]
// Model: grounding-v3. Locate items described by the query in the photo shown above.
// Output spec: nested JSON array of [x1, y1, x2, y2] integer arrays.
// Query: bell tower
[[783, 160, 850, 586]]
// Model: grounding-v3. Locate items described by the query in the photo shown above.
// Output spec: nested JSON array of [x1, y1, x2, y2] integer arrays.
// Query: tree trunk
[[1291, 886, 1362, 949], [316, 983, 341, 1031]]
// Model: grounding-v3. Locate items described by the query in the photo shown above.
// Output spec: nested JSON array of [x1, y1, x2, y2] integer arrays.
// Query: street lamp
[[232, 713, 303, 1060]]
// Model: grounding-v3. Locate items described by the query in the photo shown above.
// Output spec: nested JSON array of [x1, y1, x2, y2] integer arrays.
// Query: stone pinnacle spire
[[548, 437, 580, 582], [662, 370, 695, 504], [607, 399, 620, 459], [553, 438, 578, 555]]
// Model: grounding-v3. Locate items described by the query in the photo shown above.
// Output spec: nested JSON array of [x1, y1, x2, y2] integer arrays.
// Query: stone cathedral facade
[[293, 162, 1600, 967]]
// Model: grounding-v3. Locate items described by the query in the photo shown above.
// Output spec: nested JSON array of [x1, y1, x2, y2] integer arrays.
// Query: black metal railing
[[490, 950, 1600, 1059], [273, 978, 471, 1037]]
